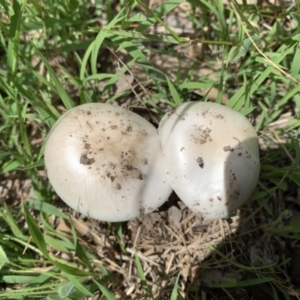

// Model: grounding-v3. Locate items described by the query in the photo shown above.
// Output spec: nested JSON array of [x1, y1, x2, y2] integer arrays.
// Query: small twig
[[126, 248, 161, 267], [128, 225, 141, 279], [271, 129, 295, 163], [165, 252, 175, 274]]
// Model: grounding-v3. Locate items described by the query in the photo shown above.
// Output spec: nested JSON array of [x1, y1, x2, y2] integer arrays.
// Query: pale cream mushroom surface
[[158, 101, 260, 220], [45, 103, 172, 222]]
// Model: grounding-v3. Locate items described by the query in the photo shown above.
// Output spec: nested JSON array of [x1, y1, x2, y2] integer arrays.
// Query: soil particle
[[84, 143, 91, 150], [197, 157, 204, 168], [215, 113, 224, 119], [223, 145, 234, 152], [80, 154, 95, 165], [192, 126, 212, 144]]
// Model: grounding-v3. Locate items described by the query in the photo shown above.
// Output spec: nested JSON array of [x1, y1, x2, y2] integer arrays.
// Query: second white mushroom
[[158, 101, 260, 220]]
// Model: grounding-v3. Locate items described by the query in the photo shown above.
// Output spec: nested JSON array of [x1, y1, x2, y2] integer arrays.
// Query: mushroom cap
[[45, 103, 172, 222], [158, 101, 260, 220]]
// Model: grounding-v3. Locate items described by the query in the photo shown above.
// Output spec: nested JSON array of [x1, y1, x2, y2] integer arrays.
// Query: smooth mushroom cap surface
[[158, 101, 260, 220], [45, 103, 172, 222]]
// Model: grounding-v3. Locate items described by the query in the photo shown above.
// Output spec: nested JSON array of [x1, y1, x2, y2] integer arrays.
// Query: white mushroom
[[44, 103, 172, 222], [158, 101, 260, 220]]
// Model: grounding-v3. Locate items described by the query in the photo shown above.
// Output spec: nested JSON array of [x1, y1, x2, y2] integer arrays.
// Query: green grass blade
[[26, 200, 69, 219], [0, 246, 9, 270], [166, 76, 181, 105], [94, 281, 118, 300], [7, 0, 23, 75], [90, 9, 125, 75], [171, 272, 185, 300], [32, 44, 75, 110], [23, 203, 50, 258], [210, 277, 274, 288], [63, 273, 93, 297], [80, 9, 125, 80], [134, 251, 153, 298], [136, 0, 185, 33]]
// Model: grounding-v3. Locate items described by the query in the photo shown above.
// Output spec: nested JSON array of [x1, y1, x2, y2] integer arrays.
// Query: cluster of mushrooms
[[44, 102, 260, 222]]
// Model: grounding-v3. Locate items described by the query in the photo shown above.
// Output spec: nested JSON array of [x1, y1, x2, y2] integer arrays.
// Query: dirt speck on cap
[[223, 145, 234, 152], [80, 154, 95, 165], [84, 143, 91, 150], [215, 113, 224, 119], [191, 126, 212, 144], [197, 157, 204, 168]]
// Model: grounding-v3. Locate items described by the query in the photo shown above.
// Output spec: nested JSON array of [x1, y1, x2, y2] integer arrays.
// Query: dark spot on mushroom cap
[[109, 162, 116, 170], [178, 114, 186, 120], [140, 129, 148, 136], [201, 108, 209, 117], [166, 108, 175, 117], [86, 120, 93, 130], [223, 145, 234, 152], [139, 207, 146, 215], [123, 164, 143, 180], [197, 157, 204, 168], [116, 183, 122, 190], [80, 154, 95, 165], [84, 143, 91, 150], [227, 189, 240, 202], [191, 126, 212, 144], [215, 114, 224, 119]]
